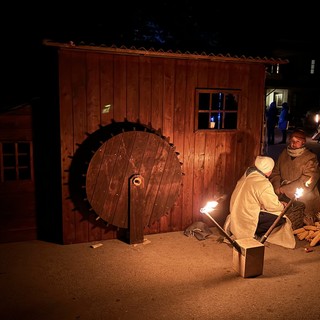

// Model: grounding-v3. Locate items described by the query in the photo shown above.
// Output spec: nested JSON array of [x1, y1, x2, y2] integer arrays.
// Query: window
[[195, 89, 240, 130], [0, 142, 33, 182], [310, 59, 315, 74]]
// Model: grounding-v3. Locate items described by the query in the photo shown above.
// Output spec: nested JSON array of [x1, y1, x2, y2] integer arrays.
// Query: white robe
[[224, 169, 296, 249]]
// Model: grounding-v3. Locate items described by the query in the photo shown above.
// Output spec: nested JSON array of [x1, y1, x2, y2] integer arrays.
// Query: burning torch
[[260, 187, 304, 244], [200, 200, 242, 253]]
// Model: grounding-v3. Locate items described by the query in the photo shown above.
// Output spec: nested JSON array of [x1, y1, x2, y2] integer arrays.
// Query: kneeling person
[[224, 156, 295, 249]]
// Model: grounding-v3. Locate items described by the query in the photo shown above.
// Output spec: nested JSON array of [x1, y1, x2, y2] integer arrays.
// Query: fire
[[305, 177, 312, 187], [294, 188, 304, 199], [200, 201, 218, 214]]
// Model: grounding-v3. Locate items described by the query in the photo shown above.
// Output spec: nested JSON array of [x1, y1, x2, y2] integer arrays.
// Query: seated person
[[224, 156, 295, 249], [270, 129, 320, 226]]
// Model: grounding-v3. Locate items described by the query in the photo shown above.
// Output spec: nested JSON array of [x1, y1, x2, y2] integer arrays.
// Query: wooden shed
[[1, 40, 288, 244]]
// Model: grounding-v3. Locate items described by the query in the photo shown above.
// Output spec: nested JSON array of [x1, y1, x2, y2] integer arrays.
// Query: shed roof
[[43, 39, 289, 65]]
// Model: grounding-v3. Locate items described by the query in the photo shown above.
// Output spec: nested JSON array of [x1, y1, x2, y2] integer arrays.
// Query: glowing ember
[[200, 201, 218, 214], [295, 188, 303, 199]]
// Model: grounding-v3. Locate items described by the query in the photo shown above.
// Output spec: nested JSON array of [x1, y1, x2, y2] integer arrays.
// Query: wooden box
[[232, 238, 265, 278]]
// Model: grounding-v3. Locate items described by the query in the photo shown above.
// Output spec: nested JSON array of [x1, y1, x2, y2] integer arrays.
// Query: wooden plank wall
[[58, 49, 265, 244], [0, 105, 37, 242]]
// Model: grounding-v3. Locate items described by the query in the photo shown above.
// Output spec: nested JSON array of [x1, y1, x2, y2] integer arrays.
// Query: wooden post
[[128, 174, 145, 244]]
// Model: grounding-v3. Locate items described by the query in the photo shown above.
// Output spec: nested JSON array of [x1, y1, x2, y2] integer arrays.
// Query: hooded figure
[[224, 156, 296, 249]]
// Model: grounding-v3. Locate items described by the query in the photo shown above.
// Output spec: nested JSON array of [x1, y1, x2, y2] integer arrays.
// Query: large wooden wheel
[[86, 130, 182, 229]]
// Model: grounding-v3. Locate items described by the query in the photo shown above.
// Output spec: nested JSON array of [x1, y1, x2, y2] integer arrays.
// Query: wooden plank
[[98, 54, 120, 240], [87, 134, 125, 223], [237, 64, 258, 172], [141, 141, 161, 234], [86, 52, 102, 241], [212, 133, 229, 225], [112, 131, 148, 228], [71, 51, 90, 243], [162, 59, 175, 141], [149, 143, 180, 222], [100, 54, 114, 125], [158, 57, 175, 234], [113, 55, 127, 122], [137, 133, 162, 226], [214, 133, 227, 195], [0, 114, 33, 140], [192, 60, 210, 223], [150, 58, 164, 131], [59, 50, 76, 244], [154, 147, 182, 220], [170, 59, 187, 231], [0, 191, 36, 242], [193, 131, 206, 221], [224, 132, 237, 194], [86, 53, 101, 130], [126, 56, 139, 122], [197, 60, 209, 88], [225, 63, 245, 196], [250, 64, 266, 155], [203, 133, 216, 203], [139, 56, 152, 126], [180, 59, 197, 229]]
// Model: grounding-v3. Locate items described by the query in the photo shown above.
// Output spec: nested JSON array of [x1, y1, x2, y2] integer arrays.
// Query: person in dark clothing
[[278, 102, 289, 144], [266, 101, 278, 145]]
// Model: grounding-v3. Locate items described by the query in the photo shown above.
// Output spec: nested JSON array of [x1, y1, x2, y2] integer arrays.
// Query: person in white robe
[[224, 156, 296, 249]]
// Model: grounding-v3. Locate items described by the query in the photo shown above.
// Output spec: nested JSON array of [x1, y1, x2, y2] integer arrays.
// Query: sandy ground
[[0, 228, 319, 320]]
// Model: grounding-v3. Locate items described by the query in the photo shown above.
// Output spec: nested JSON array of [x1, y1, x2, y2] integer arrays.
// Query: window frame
[[0, 141, 33, 182], [195, 88, 241, 131]]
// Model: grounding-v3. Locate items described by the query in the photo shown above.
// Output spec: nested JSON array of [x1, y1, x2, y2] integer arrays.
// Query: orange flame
[[200, 201, 218, 214]]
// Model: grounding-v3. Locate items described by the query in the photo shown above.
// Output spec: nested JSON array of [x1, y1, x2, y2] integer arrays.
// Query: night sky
[[1, 2, 318, 109]]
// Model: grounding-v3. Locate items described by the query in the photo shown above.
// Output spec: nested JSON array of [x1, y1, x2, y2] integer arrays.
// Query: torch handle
[[203, 212, 242, 253], [260, 198, 294, 244]]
